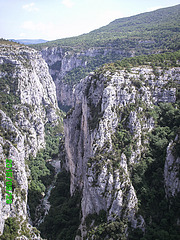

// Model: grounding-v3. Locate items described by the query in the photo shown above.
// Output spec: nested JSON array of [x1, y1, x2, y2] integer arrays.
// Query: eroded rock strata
[[0, 40, 179, 239], [0, 41, 60, 239], [64, 65, 180, 238]]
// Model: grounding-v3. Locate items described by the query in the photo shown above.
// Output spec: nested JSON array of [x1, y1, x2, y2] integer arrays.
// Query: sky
[[0, 0, 179, 41]]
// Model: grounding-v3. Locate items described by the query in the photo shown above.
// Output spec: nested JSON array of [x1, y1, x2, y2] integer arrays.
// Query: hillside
[[34, 4, 180, 52], [38, 50, 180, 240], [30, 5, 180, 110]]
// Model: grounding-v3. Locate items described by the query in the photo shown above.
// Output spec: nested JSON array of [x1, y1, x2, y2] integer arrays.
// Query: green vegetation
[[130, 102, 180, 240], [88, 97, 103, 130], [86, 210, 127, 240], [28, 122, 63, 222], [0, 38, 22, 46], [19, 220, 31, 238], [0, 63, 20, 117], [0, 111, 18, 147], [112, 123, 133, 161], [62, 51, 130, 86], [87, 219, 127, 240], [27, 152, 55, 221], [87, 99, 180, 239], [99, 50, 180, 75], [34, 5, 180, 52], [2, 142, 11, 158], [0, 125, 17, 146], [65, 50, 180, 86], [0, 217, 19, 240], [85, 210, 107, 229], [62, 66, 89, 85], [38, 170, 81, 240], [31, 5, 180, 87]]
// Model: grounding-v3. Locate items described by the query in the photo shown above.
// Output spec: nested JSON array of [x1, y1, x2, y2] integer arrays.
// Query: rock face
[[64, 65, 180, 238], [164, 138, 180, 197], [1, 40, 179, 239], [0, 42, 59, 238], [41, 47, 74, 106], [41, 47, 134, 107]]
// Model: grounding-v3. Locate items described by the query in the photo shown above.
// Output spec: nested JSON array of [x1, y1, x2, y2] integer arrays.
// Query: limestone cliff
[[164, 137, 180, 198], [64, 63, 180, 239], [41, 46, 134, 108], [1, 39, 179, 239], [0, 41, 60, 239]]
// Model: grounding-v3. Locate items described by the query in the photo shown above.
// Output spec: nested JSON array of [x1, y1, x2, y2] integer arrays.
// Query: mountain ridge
[[0, 4, 180, 239], [33, 4, 180, 51], [34, 4, 180, 109]]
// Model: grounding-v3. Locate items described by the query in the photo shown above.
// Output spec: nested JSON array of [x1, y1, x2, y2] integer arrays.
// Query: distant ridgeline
[[10, 39, 48, 45], [0, 4, 180, 240], [34, 4, 180, 52], [30, 4, 180, 104]]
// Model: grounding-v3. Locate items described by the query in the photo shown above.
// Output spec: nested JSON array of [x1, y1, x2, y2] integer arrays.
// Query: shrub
[[0, 217, 19, 240], [38, 171, 81, 240]]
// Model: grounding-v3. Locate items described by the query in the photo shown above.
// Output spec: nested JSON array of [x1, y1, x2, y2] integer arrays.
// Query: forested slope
[[34, 4, 180, 52], [31, 5, 180, 109]]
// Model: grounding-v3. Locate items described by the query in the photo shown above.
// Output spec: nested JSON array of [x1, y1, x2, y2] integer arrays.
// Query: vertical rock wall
[[64, 66, 180, 238], [0, 42, 60, 238]]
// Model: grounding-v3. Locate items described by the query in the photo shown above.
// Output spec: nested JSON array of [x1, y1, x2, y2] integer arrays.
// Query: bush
[[27, 122, 62, 222], [38, 171, 81, 240], [0, 218, 19, 240], [130, 102, 180, 240]]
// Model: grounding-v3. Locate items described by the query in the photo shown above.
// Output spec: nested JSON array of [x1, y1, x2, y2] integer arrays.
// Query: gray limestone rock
[[164, 137, 180, 198], [64, 65, 179, 238], [0, 42, 59, 239]]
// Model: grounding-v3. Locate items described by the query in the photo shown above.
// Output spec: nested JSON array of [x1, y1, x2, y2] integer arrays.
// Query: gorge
[[0, 4, 180, 240]]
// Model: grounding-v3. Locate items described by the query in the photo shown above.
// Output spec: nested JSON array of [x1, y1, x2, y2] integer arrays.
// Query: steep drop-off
[[37, 5, 180, 109], [0, 40, 62, 239], [41, 46, 134, 108], [64, 55, 180, 239], [1, 5, 180, 237]]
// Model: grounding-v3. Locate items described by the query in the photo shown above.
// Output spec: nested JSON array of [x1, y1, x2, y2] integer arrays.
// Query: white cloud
[[22, 3, 39, 12], [62, 0, 74, 8], [22, 21, 36, 31]]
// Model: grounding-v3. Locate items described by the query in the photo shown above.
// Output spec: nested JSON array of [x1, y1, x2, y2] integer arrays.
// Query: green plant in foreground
[[0, 218, 19, 240]]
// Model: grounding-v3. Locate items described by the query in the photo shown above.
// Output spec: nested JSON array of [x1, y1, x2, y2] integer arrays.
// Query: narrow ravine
[[35, 159, 61, 226]]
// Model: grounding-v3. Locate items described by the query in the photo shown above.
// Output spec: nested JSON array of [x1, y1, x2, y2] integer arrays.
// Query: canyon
[[0, 5, 180, 239], [0, 40, 179, 240]]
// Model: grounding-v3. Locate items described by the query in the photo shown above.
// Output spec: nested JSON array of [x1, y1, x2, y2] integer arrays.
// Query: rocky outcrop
[[41, 47, 74, 106], [41, 47, 134, 107], [64, 65, 180, 238], [0, 42, 60, 238], [1, 39, 179, 239], [164, 136, 180, 198]]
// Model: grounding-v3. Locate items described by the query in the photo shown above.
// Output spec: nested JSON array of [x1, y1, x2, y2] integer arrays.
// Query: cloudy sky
[[0, 0, 179, 41]]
